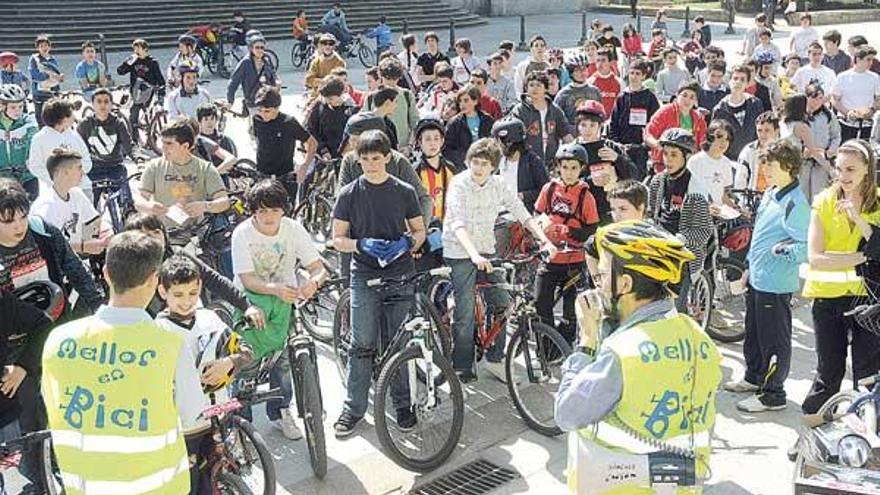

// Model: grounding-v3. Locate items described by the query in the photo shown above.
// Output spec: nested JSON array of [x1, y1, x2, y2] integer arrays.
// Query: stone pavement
[[38, 10, 880, 495]]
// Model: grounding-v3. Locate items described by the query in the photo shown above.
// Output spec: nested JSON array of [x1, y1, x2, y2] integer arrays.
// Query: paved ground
[[26, 10, 880, 495]]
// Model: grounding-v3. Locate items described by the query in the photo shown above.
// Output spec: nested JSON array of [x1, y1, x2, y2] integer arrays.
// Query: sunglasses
[[252, 45, 266, 50], [806, 92, 823, 98], [320, 41, 336, 46]]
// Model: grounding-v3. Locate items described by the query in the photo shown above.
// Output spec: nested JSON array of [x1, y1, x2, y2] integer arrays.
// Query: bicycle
[[0, 430, 61, 495], [297, 268, 345, 343], [292, 156, 338, 244], [427, 253, 573, 437], [91, 169, 141, 234], [290, 35, 316, 70], [332, 266, 463, 472], [331, 32, 374, 69]]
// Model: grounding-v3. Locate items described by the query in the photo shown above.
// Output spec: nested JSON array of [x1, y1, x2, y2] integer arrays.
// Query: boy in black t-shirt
[[252, 87, 317, 201], [330, 130, 426, 438]]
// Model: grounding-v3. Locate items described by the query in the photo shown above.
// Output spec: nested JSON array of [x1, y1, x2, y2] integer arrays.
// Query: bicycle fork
[[289, 337, 324, 421], [405, 318, 438, 412]]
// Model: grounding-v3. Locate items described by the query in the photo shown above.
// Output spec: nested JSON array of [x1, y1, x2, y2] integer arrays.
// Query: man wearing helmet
[[555, 220, 721, 495], [554, 52, 602, 125], [0, 52, 28, 92], [304, 33, 346, 96], [753, 51, 783, 111], [0, 84, 39, 199], [320, 3, 353, 50], [227, 31, 280, 115], [165, 62, 212, 121], [167, 34, 204, 89], [514, 36, 550, 95], [646, 128, 714, 312]]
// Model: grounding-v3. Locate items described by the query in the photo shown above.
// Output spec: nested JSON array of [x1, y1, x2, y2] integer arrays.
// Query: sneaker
[[723, 379, 760, 393], [736, 395, 786, 413], [396, 407, 417, 432], [334, 412, 362, 438], [483, 361, 508, 384], [457, 370, 478, 384], [275, 408, 303, 440]]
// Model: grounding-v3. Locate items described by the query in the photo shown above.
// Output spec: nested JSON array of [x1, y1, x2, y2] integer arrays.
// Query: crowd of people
[[0, 4, 879, 494]]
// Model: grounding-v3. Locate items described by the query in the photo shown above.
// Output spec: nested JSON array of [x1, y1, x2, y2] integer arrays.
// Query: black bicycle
[[290, 35, 316, 69], [292, 157, 338, 244], [332, 266, 463, 472], [297, 268, 344, 343]]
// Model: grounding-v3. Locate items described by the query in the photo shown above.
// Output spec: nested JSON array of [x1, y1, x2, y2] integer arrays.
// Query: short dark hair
[[498, 40, 514, 51], [651, 28, 664, 37], [470, 68, 489, 83], [800, 12, 812, 22], [246, 179, 289, 212], [465, 138, 501, 168], [42, 98, 74, 128], [661, 47, 678, 59], [808, 41, 823, 53], [677, 81, 700, 95], [255, 86, 281, 108], [401, 33, 416, 49], [529, 35, 546, 47], [295, 9, 304, 16], [356, 129, 392, 156], [91, 87, 112, 102], [488, 52, 505, 64], [35, 34, 51, 47], [424, 31, 439, 43], [319, 76, 346, 98], [755, 110, 780, 129], [81, 41, 95, 51], [855, 45, 878, 61], [707, 62, 726, 74], [761, 139, 803, 177], [46, 147, 82, 179], [373, 86, 399, 107], [849, 35, 869, 48], [378, 58, 403, 80], [365, 66, 380, 80], [456, 84, 482, 106], [758, 27, 772, 38], [435, 63, 454, 80], [454, 38, 472, 53], [704, 46, 725, 58], [630, 58, 651, 75], [0, 178, 30, 223], [132, 38, 149, 50], [159, 254, 201, 289], [105, 231, 164, 295], [330, 67, 348, 78], [730, 64, 752, 80], [608, 179, 648, 211], [822, 29, 842, 45], [756, 13, 767, 23], [124, 212, 165, 234], [160, 119, 196, 148], [196, 103, 218, 121], [596, 47, 612, 60], [525, 70, 550, 90]]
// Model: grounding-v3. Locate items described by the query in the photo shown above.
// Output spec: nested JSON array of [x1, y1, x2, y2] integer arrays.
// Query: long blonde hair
[[834, 139, 879, 213]]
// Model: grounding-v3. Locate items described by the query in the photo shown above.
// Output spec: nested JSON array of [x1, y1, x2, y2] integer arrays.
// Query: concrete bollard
[[447, 17, 457, 58], [516, 15, 528, 52], [403, 19, 409, 35], [580, 11, 588, 45], [681, 6, 691, 38]]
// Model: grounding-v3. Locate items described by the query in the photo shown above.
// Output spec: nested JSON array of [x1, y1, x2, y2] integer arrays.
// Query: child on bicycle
[[292, 10, 310, 45], [533, 143, 599, 347], [230, 178, 327, 440], [155, 254, 255, 494], [442, 138, 557, 384]]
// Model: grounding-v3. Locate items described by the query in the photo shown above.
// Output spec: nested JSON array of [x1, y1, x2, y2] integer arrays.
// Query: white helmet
[[0, 84, 26, 103], [246, 29, 266, 47]]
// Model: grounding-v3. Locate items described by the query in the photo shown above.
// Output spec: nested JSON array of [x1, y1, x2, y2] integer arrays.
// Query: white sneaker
[[275, 408, 303, 440], [736, 395, 786, 413], [483, 361, 508, 384], [723, 379, 760, 393]]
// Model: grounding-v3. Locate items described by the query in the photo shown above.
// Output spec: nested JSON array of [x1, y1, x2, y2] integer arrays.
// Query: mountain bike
[[290, 35, 316, 69], [297, 268, 345, 343], [332, 266, 463, 472], [92, 169, 142, 234], [292, 157, 338, 244], [427, 252, 573, 437]]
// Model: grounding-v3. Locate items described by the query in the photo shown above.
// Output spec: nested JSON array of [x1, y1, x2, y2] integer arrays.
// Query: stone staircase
[[1, 0, 486, 54]]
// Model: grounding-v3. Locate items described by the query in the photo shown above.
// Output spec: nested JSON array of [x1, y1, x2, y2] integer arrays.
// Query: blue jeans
[[446, 256, 510, 371], [234, 352, 294, 422], [342, 272, 412, 419]]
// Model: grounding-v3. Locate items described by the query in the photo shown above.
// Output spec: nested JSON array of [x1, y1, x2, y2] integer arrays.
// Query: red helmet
[[721, 221, 752, 252], [575, 100, 607, 121], [0, 52, 19, 66]]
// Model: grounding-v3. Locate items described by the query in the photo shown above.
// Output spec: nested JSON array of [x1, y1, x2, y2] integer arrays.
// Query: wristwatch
[[576, 345, 596, 357]]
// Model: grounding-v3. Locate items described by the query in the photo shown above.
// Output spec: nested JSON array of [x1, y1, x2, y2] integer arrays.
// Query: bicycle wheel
[[147, 111, 167, 155], [40, 435, 62, 495], [423, 277, 454, 361], [332, 288, 352, 379], [374, 344, 464, 472], [266, 49, 280, 71], [687, 270, 713, 333], [217, 49, 232, 79], [290, 43, 306, 69], [706, 257, 747, 343], [229, 416, 276, 495], [215, 472, 254, 495], [817, 389, 862, 421], [505, 318, 572, 437], [358, 44, 375, 68], [292, 350, 327, 479], [299, 283, 341, 343]]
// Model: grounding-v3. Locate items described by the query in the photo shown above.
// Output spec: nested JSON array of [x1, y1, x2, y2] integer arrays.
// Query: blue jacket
[[226, 56, 277, 106], [746, 180, 810, 294], [365, 23, 392, 48], [28, 54, 61, 101]]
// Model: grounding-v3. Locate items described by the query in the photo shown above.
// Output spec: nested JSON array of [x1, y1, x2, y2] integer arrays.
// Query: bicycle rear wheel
[[332, 288, 352, 379], [358, 44, 375, 68], [687, 270, 713, 332], [706, 257, 747, 343], [374, 344, 464, 472], [292, 350, 327, 479], [505, 319, 571, 437], [147, 111, 167, 155], [265, 49, 280, 71], [228, 416, 276, 495], [40, 435, 62, 495], [215, 472, 254, 495], [299, 282, 341, 343]]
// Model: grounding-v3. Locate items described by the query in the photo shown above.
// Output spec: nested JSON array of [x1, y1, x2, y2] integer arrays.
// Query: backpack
[[545, 181, 590, 227]]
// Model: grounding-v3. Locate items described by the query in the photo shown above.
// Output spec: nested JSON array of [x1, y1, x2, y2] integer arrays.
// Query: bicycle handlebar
[[365, 266, 451, 288]]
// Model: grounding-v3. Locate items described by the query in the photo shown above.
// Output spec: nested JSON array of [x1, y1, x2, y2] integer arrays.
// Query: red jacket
[[623, 35, 644, 56], [645, 102, 707, 172]]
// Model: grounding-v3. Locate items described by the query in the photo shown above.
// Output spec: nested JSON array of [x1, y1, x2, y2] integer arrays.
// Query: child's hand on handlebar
[[244, 306, 265, 329], [470, 254, 492, 272]]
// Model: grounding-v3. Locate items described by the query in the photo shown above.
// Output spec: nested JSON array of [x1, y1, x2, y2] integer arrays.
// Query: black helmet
[[555, 143, 589, 164], [414, 118, 446, 141], [491, 117, 526, 144], [658, 128, 696, 155], [344, 111, 386, 136]]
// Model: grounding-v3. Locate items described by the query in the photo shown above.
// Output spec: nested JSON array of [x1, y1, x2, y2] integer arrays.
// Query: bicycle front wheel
[[505, 319, 572, 437], [358, 44, 375, 68], [687, 270, 713, 333], [40, 434, 62, 495], [229, 416, 276, 495], [706, 257, 747, 343], [215, 472, 254, 495], [299, 283, 341, 343], [293, 351, 327, 479], [332, 288, 352, 380], [265, 49, 280, 71], [374, 344, 464, 472]]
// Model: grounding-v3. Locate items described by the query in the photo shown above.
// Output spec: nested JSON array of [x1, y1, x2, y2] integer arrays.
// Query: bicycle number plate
[[202, 399, 243, 419]]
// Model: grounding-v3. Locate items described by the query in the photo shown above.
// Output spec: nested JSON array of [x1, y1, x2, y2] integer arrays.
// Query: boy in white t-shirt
[[686, 119, 745, 212], [831, 45, 880, 141], [31, 147, 109, 255], [230, 178, 327, 440]]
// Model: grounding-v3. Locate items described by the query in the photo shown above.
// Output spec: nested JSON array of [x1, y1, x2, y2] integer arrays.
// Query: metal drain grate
[[410, 459, 520, 495]]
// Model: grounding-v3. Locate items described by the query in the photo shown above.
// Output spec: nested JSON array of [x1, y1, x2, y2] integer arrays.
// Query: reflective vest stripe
[[52, 428, 180, 453], [60, 457, 189, 495], [799, 264, 863, 283]]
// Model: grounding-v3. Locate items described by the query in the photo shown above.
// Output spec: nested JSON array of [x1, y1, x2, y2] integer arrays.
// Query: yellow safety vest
[[41, 317, 190, 495], [568, 314, 722, 495]]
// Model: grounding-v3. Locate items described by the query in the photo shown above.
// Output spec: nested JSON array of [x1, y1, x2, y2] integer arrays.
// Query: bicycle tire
[[290, 43, 306, 69], [147, 111, 167, 155], [40, 435, 62, 495], [374, 344, 464, 472], [293, 351, 327, 479], [266, 49, 280, 71], [358, 44, 375, 68], [505, 319, 572, 437], [817, 389, 861, 419], [332, 288, 352, 380], [705, 257, 747, 343], [423, 277, 455, 362], [299, 284, 340, 343], [230, 416, 276, 495], [687, 270, 713, 333], [217, 53, 232, 79], [215, 472, 254, 495]]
